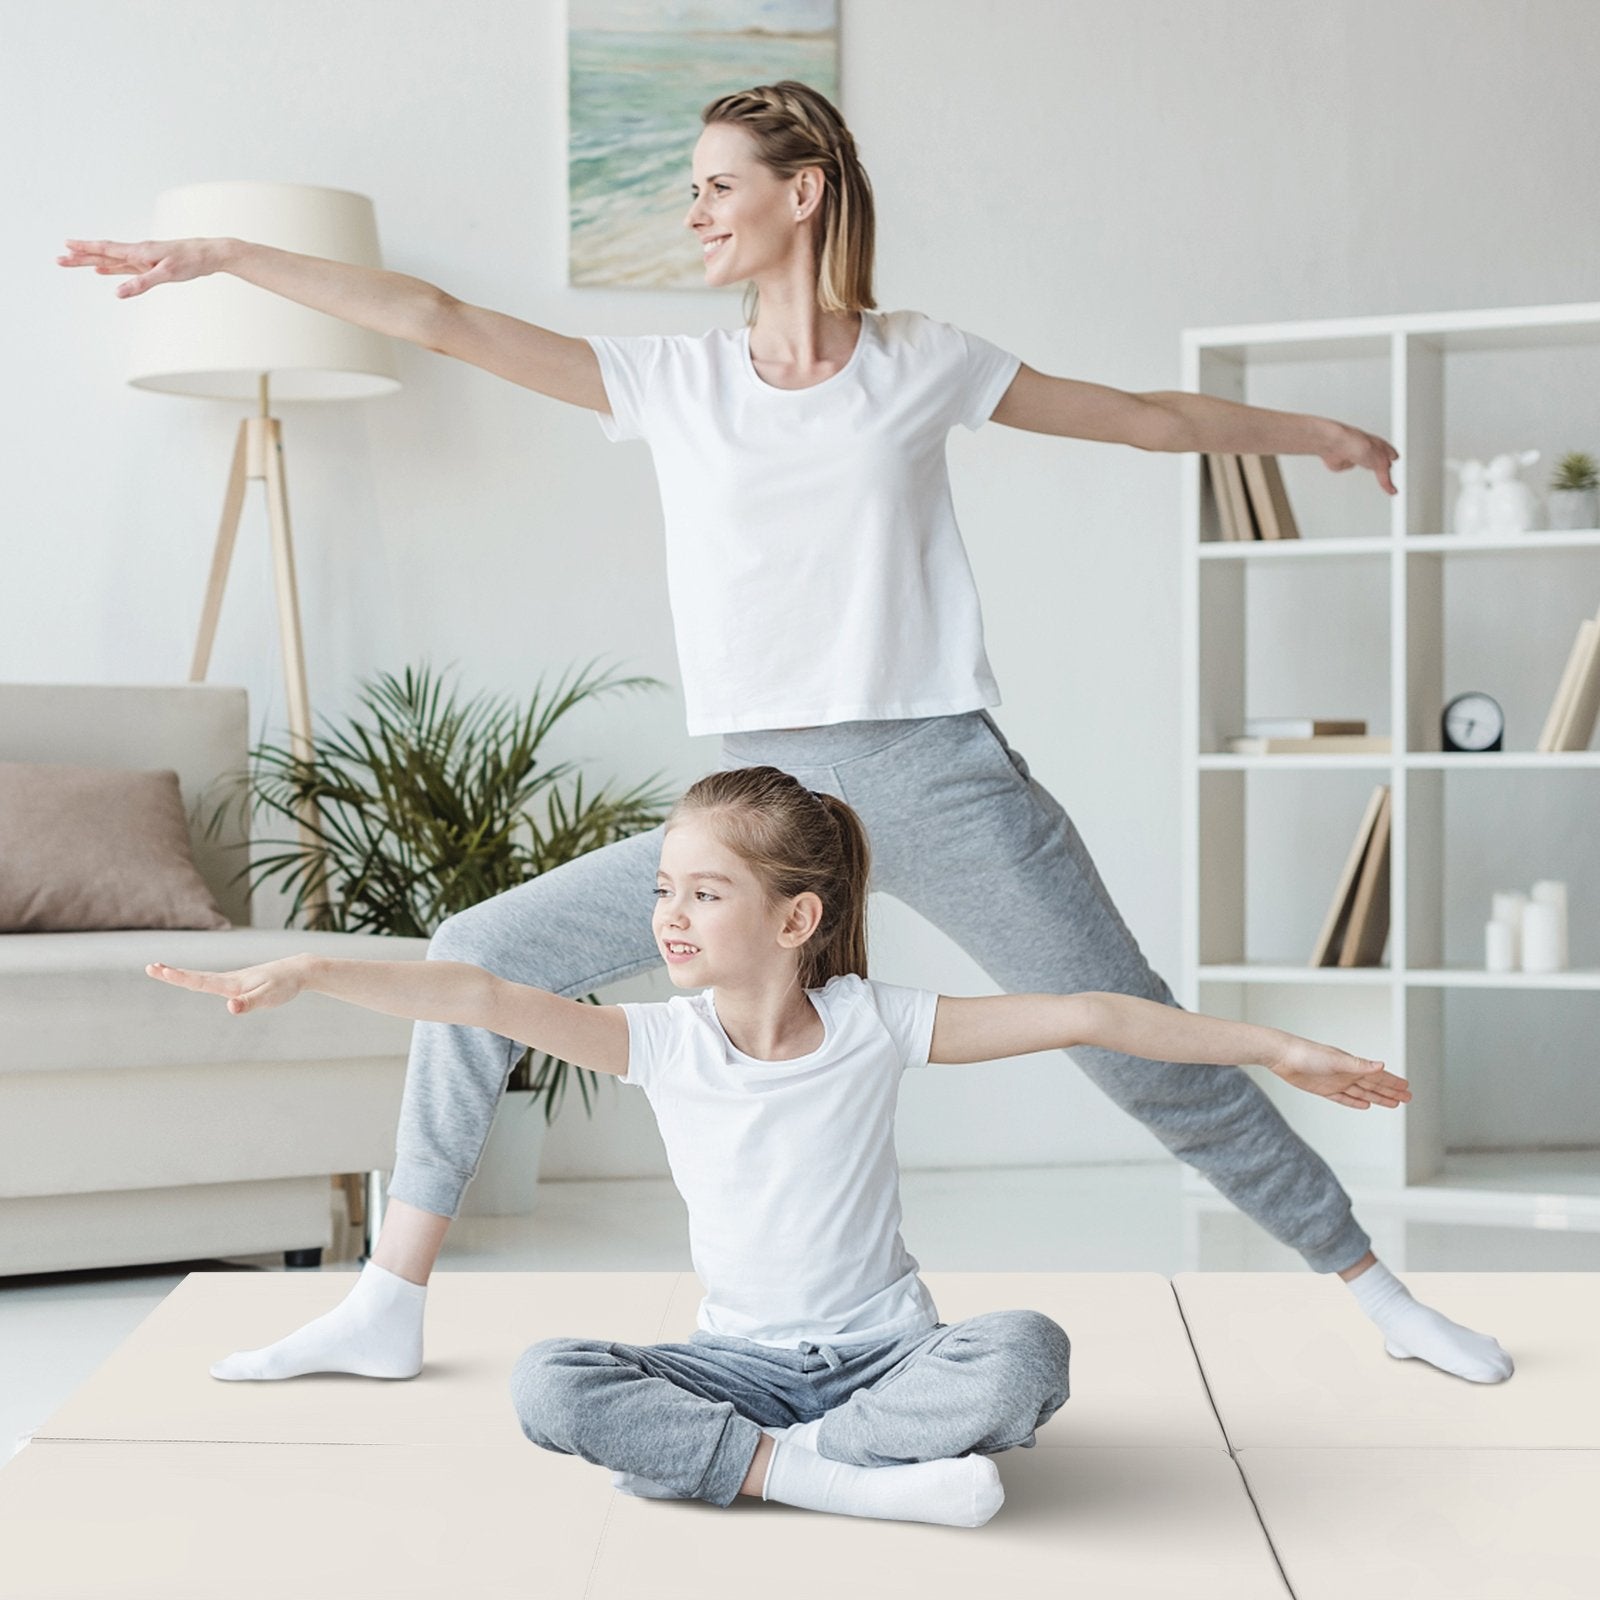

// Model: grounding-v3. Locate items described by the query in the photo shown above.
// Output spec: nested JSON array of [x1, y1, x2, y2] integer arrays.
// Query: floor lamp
[[126, 181, 401, 918], [127, 182, 401, 1250]]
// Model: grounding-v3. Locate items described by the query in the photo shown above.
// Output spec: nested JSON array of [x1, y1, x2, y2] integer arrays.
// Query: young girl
[[149, 768, 1413, 1529], [72, 80, 1511, 1388]]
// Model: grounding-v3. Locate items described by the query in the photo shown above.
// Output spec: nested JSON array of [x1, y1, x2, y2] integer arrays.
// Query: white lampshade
[[126, 181, 401, 402]]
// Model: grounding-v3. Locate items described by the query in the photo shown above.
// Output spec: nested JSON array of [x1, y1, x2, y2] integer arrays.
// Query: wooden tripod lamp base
[[189, 396, 313, 754], [188, 380, 328, 918]]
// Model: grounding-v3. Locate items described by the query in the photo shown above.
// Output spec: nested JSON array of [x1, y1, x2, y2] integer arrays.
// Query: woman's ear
[[794, 167, 823, 222], [779, 890, 824, 946]]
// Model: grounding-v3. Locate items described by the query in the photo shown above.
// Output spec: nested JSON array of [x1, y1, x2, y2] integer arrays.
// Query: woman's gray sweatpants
[[387, 709, 1371, 1276], [509, 1309, 1072, 1507]]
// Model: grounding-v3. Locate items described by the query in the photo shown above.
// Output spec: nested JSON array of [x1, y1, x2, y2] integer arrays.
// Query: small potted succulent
[[1547, 450, 1599, 530]]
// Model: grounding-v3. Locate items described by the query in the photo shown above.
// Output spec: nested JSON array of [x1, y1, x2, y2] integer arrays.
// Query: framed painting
[[568, 1, 840, 288]]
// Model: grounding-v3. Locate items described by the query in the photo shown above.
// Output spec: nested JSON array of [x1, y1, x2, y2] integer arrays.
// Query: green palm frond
[[198, 660, 673, 1118]]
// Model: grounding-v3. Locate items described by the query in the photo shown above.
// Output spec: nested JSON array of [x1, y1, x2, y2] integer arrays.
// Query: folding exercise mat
[[1, 1271, 1592, 1598]]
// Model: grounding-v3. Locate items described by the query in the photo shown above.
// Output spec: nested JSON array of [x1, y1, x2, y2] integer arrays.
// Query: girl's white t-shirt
[[619, 971, 941, 1348], [585, 310, 1022, 736]]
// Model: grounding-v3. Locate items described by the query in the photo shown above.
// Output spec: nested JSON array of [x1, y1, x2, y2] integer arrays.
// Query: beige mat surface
[[33, 1270, 686, 1447], [0, 1437, 608, 1600], [4, 1270, 1593, 1598], [1236, 1448, 1600, 1600], [1172, 1272, 1598, 1448]]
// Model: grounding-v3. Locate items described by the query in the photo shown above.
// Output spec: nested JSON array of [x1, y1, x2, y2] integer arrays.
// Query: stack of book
[[1535, 600, 1600, 752], [1204, 452, 1301, 541], [1226, 718, 1391, 756], [1310, 784, 1392, 967]]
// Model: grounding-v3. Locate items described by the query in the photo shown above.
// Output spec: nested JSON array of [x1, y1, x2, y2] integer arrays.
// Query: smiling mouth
[[664, 941, 700, 956], [701, 235, 730, 259]]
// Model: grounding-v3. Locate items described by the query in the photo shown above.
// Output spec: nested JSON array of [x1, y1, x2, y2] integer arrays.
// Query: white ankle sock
[[209, 1260, 427, 1381], [1345, 1261, 1513, 1383], [762, 1436, 1004, 1528]]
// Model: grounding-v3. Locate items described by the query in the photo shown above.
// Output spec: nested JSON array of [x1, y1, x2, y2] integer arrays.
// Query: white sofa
[[0, 683, 432, 1277]]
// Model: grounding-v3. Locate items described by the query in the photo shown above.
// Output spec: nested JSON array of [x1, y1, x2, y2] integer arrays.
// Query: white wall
[[6, 1, 1599, 1178]]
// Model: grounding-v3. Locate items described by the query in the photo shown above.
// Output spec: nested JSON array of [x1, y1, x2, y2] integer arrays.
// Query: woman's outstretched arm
[[56, 237, 608, 411], [988, 362, 1398, 493], [927, 990, 1409, 1111], [145, 954, 629, 1076]]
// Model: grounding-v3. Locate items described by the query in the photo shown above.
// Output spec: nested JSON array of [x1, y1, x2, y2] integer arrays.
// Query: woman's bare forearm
[[1080, 992, 1291, 1069], [215, 238, 452, 348], [298, 954, 498, 1028], [1144, 390, 1340, 455]]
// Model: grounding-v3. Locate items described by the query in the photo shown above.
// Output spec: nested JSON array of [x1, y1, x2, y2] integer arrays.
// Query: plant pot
[[459, 1088, 549, 1216], [1547, 485, 1599, 530]]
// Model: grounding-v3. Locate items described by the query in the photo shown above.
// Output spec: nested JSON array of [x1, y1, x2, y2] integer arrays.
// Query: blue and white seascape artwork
[[568, 0, 840, 288]]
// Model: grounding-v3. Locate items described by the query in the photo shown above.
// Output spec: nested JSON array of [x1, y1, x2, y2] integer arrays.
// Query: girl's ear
[[779, 890, 824, 946]]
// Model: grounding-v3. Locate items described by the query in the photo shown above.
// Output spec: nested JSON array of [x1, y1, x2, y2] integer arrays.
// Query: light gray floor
[[5, 1160, 1598, 1465]]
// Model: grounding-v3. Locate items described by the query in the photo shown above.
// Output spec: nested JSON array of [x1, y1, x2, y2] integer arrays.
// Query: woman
[[62, 80, 1509, 1387]]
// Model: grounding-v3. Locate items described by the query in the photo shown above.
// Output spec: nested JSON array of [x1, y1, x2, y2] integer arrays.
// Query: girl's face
[[684, 122, 818, 289], [653, 814, 819, 989]]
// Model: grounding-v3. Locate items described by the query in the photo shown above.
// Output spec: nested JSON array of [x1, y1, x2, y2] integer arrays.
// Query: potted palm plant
[[1548, 450, 1599, 530], [202, 659, 673, 1213]]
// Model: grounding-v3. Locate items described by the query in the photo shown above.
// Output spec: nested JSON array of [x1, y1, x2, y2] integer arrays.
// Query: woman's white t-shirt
[[619, 971, 942, 1348], [586, 310, 1022, 736]]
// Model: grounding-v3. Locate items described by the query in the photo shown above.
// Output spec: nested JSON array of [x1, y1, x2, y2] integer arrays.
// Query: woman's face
[[684, 122, 817, 288]]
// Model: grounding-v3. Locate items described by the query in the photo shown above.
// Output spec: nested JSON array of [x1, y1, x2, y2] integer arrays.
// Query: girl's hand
[[1269, 1034, 1411, 1110], [1320, 421, 1400, 495], [145, 956, 310, 1015], [57, 237, 222, 298]]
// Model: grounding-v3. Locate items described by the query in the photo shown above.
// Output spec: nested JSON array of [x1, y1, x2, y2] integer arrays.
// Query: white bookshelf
[[1178, 299, 1600, 1259]]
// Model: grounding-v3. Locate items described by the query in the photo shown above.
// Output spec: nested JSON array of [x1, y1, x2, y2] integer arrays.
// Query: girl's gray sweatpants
[[510, 1309, 1072, 1507], [387, 709, 1372, 1276]]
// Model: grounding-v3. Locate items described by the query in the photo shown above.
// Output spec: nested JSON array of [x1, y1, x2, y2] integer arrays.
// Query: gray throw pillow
[[0, 761, 231, 932]]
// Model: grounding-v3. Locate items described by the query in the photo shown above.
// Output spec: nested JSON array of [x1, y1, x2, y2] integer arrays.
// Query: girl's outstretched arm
[[145, 955, 629, 1076], [927, 991, 1409, 1112]]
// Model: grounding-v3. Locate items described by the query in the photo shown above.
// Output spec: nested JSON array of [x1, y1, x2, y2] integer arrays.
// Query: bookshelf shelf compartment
[[1183, 297, 1600, 1208], [1197, 556, 1391, 757]]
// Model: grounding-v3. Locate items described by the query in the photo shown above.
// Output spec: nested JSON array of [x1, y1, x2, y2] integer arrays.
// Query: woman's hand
[[1320, 420, 1400, 495], [146, 955, 311, 1015], [57, 237, 225, 298], [1269, 1034, 1411, 1110]]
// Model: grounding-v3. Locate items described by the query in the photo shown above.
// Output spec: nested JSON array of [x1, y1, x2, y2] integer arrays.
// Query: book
[[1219, 453, 1260, 539], [1239, 453, 1301, 541], [1338, 786, 1393, 967], [1553, 610, 1600, 751], [1538, 614, 1600, 752], [1243, 718, 1367, 738], [1205, 453, 1240, 540], [1310, 785, 1388, 966], [1227, 734, 1392, 755]]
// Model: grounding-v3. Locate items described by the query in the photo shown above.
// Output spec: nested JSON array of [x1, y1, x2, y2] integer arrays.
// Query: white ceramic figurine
[[1482, 448, 1541, 535]]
